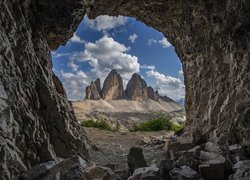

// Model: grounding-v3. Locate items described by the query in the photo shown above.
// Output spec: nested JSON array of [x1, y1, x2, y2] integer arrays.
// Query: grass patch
[[132, 116, 185, 132], [80, 119, 119, 132]]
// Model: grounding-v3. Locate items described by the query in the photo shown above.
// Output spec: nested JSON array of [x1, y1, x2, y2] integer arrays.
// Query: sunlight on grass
[[132, 116, 185, 132]]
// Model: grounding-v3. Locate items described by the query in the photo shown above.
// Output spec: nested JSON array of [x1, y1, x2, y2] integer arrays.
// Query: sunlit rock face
[[102, 70, 125, 100], [0, 0, 249, 178]]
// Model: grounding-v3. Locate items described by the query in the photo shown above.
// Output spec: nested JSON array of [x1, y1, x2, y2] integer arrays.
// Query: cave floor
[[85, 127, 174, 167]]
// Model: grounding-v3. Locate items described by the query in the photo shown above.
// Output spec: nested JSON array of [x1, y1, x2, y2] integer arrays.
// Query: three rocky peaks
[[85, 69, 175, 102]]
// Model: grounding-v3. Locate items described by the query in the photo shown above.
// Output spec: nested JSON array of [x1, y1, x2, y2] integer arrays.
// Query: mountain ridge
[[85, 69, 175, 103]]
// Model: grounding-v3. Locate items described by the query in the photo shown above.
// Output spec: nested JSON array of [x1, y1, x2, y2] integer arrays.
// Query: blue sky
[[52, 15, 184, 101]]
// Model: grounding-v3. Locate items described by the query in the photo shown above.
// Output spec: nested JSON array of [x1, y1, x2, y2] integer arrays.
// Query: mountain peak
[[84, 69, 175, 103], [101, 69, 124, 100]]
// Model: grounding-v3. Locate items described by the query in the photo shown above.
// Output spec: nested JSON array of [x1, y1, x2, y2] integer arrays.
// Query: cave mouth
[[52, 15, 186, 164], [52, 15, 185, 103], [52, 14, 185, 114]]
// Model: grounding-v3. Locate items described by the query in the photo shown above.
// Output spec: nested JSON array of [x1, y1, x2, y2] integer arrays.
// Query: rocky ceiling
[[0, 0, 249, 178]]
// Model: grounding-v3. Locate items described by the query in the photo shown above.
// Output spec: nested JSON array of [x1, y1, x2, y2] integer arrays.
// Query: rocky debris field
[[19, 128, 250, 180]]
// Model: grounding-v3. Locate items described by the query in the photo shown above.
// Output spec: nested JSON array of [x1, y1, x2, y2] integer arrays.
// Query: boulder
[[164, 136, 195, 159], [176, 156, 199, 172], [127, 147, 147, 174], [28, 155, 88, 180], [102, 69, 124, 100], [160, 159, 176, 179], [19, 161, 56, 180], [204, 142, 223, 155], [169, 166, 200, 180], [125, 73, 148, 101], [229, 160, 250, 180], [175, 145, 201, 159], [85, 164, 120, 180], [199, 160, 224, 180], [229, 144, 244, 154], [128, 164, 160, 180], [199, 151, 226, 164]]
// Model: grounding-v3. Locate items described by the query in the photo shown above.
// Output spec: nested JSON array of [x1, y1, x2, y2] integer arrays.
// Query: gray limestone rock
[[127, 147, 147, 174], [147, 87, 160, 101], [199, 160, 224, 180], [102, 70, 124, 100], [128, 164, 161, 180], [1, 0, 250, 178], [85, 80, 102, 100], [229, 160, 250, 180], [169, 166, 200, 180], [125, 73, 148, 101]]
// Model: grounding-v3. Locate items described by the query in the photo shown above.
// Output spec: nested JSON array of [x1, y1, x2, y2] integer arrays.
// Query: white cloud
[[129, 33, 138, 43], [141, 65, 156, 71], [59, 70, 90, 100], [69, 33, 85, 44], [52, 52, 71, 58], [146, 70, 185, 100], [148, 37, 172, 48], [158, 37, 172, 48], [148, 38, 157, 45], [66, 35, 140, 98], [67, 61, 79, 72], [85, 15, 128, 32], [178, 69, 184, 76]]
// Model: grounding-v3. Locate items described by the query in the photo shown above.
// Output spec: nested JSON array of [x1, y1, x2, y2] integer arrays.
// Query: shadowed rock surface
[[126, 73, 148, 101], [0, 0, 250, 178], [147, 87, 160, 102], [85, 80, 102, 100]]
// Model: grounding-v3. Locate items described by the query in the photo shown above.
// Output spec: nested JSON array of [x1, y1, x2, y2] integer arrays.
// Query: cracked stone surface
[[0, 0, 250, 179]]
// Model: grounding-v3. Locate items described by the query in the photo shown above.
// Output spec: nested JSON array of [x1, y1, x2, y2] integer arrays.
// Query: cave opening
[[51, 15, 186, 164]]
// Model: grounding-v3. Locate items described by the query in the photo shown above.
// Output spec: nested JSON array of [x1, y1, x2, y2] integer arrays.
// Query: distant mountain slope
[[85, 69, 175, 103], [72, 99, 185, 130], [75, 69, 185, 130], [73, 99, 182, 113]]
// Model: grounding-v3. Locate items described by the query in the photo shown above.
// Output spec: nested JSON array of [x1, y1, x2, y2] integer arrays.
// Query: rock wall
[[0, 0, 89, 178], [0, 0, 250, 178], [88, 0, 250, 146]]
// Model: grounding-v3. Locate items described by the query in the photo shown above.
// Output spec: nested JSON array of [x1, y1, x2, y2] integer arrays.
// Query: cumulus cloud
[[148, 38, 157, 45], [129, 33, 138, 43], [141, 65, 156, 71], [85, 15, 128, 32], [67, 35, 140, 95], [146, 70, 185, 100], [59, 70, 90, 100], [159, 37, 172, 48], [148, 37, 172, 48], [52, 52, 71, 58], [69, 33, 85, 44]]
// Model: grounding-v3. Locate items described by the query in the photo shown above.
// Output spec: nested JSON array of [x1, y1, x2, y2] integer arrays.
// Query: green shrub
[[132, 116, 185, 132], [80, 119, 119, 132]]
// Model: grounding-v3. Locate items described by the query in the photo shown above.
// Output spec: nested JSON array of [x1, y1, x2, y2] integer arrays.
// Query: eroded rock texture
[[126, 73, 148, 101], [85, 80, 102, 100], [101, 70, 124, 100], [0, 0, 88, 179], [88, 0, 250, 146], [0, 0, 250, 179]]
